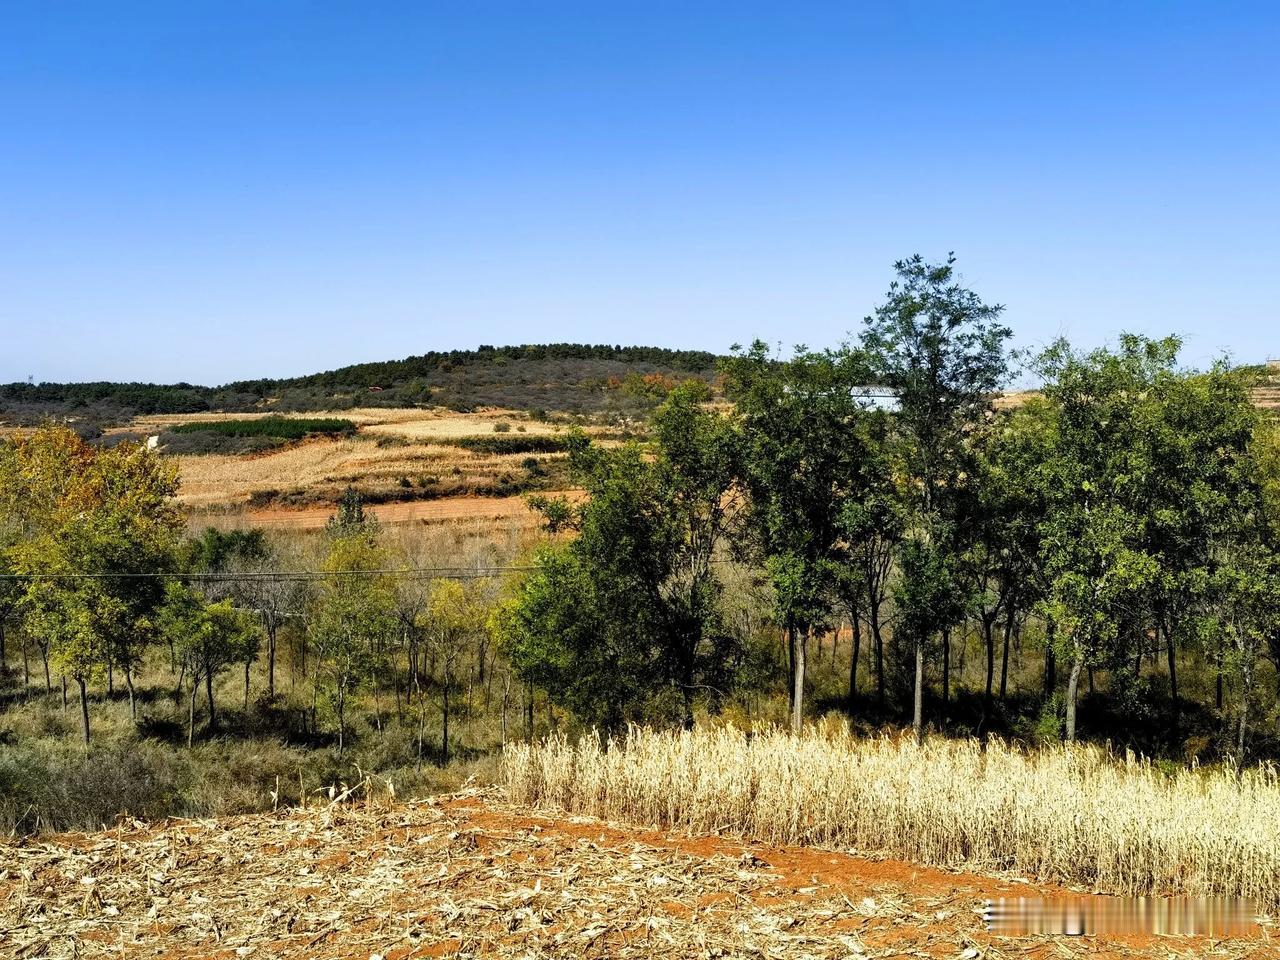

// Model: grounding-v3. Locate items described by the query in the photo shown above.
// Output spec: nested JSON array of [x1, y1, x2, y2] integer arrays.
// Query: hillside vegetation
[[0, 343, 722, 427]]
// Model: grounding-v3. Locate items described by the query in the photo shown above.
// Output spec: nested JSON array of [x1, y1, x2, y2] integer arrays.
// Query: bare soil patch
[[0, 789, 1270, 959]]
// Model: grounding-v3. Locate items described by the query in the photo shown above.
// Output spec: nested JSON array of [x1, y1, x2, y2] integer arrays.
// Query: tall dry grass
[[504, 723, 1280, 909]]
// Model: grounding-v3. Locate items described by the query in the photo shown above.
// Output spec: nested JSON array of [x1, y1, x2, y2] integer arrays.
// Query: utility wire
[[0, 565, 538, 582]]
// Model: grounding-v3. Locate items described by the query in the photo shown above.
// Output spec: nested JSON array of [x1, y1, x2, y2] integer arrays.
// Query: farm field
[[111, 407, 608, 521], [3, 788, 1271, 960]]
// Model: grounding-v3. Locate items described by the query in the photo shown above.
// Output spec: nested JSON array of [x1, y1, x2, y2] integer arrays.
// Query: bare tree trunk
[[983, 612, 996, 701], [243, 660, 250, 710], [868, 584, 886, 707], [265, 623, 277, 699], [1237, 648, 1253, 760], [525, 681, 534, 739], [188, 676, 198, 748], [417, 698, 427, 767], [999, 600, 1015, 700], [125, 667, 136, 720], [205, 667, 217, 729], [941, 628, 951, 714], [1216, 649, 1224, 710], [1043, 623, 1056, 696], [394, 667, 404, 722], [784, 623, 795, 713], [847, 609, 861, 712], [501, 675, 511, 746], [1065, 655, 1083, 743], [441, 671, 451, 764], [791, 629, 806, 734], [61, 673, 68, 711], [337, 681, 346, 754], [77, 675, 90, 744], [1164, 621, 1179, 733], [912, 635, 924, 739], [42, 646, 51, 693]]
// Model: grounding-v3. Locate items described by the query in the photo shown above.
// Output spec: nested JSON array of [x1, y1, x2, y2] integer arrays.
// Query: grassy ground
[[0, 659, 510, 834]]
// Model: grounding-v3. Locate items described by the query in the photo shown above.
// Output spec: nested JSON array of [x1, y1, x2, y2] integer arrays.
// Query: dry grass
[[361, 415, 562, 439], [504, 723, 1280, 910]]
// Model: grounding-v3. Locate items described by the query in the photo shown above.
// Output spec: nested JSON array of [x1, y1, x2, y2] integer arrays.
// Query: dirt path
[[0, 791, 1271, 959]]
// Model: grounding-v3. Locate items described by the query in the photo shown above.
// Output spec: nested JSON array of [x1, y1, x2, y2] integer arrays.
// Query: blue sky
[[2, 1, 1277, 384]]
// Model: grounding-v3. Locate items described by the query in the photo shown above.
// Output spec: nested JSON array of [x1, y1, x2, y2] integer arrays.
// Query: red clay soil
[[1, 790, 1274, 959]]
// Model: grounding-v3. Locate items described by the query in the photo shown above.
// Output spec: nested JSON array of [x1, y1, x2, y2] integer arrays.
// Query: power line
[[0, 564, 539, 582]]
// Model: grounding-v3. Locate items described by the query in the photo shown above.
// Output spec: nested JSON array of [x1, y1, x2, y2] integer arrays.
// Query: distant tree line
[[0, 345, 724, 427]]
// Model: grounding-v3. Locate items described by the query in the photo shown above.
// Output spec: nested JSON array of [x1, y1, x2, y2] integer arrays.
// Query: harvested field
[[1, 788, 1269, 959], [507, 726, 1280, 913], [119, 408, 602, 514]]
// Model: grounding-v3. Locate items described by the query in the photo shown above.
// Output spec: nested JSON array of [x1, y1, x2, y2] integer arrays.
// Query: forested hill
[[0, 344, 723, 426]]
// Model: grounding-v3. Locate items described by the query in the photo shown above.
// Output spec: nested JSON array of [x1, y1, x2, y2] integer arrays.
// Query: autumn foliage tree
[[0, 427, 180, 742]]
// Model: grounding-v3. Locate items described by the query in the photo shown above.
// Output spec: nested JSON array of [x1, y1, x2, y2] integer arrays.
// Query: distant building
[[367, 385, 384, 392]]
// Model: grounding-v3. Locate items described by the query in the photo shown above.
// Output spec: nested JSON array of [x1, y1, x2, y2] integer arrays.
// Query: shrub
[[445, 436, 571, 455], [169, 417, 356, 440]]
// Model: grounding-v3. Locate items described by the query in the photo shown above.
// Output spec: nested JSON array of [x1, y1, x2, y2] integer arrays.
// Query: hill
[[0, 344, 723, 428]]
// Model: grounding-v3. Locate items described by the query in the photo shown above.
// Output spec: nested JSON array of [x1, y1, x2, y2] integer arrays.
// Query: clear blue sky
[[3, 1, 1277, 384]]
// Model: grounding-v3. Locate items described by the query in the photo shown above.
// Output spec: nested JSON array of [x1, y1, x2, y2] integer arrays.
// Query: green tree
[[1142, 363, 1260, 734], [860, 254, 1012, 735], [159, 583, 260, 746], [1033, 336, 1176, 742], [421, 578, 481, 763], [311, 526, 396, 752], [723, 342, 874, 731], [2, 427, 180, 741], [499, 386, 740, 730]]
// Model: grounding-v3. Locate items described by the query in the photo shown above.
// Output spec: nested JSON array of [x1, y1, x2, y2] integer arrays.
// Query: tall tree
[[723, 342, 874, 731], [500, 385, 740, 730], [860, 254, 1012, 736], [311, 521, 396, 752], [1142, 363, 1260, 734], [1033, 336, 1177, 742]]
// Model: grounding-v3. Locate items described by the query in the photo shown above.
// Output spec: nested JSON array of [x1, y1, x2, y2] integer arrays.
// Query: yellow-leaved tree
[[0, 427, 181, 742]]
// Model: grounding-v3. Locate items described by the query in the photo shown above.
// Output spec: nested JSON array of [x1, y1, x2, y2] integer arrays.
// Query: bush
[[169, 417, 356, 440], [445, 436, 571, 455], [493, 421, 512, 433], [159, 431, 287, 455]]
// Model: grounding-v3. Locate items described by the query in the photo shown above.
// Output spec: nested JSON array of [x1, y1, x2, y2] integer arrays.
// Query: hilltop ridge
[[0, 343, 723, 426]]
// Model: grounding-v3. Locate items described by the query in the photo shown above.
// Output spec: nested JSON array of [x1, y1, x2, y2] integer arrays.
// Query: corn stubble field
[[5, 732, 1278, 959], [507, 725, 1280, 911]]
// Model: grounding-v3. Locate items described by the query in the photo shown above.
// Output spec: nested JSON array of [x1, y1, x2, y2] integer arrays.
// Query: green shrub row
[[443, 435, 572, 455], [169, 416, 357, 439]]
